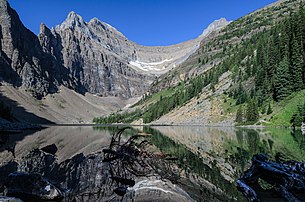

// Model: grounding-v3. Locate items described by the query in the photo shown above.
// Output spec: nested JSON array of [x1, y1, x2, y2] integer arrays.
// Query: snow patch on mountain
[[129, 59, 173, 72]]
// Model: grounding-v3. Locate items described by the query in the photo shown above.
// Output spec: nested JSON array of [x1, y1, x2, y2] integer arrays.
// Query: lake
[[0, 125, 304, 201]]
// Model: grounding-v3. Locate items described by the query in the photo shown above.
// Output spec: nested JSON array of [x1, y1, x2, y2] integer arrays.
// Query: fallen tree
[[237, 154, 305, 202]]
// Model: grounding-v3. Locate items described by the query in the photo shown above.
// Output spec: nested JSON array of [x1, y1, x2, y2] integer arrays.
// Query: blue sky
[[7, 0, 277, 46]]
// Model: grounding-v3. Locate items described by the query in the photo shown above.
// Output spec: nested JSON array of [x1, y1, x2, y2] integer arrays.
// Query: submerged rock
[[0, 161, 18, 195], [16, 147, 116, 201]]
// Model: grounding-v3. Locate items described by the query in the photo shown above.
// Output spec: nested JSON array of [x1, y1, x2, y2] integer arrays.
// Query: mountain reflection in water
[[0, 125, 304, 201]]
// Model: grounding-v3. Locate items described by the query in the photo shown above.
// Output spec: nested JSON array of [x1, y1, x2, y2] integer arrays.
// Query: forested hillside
[[233, 3, 305, 125], [94, 0, 305, 126]]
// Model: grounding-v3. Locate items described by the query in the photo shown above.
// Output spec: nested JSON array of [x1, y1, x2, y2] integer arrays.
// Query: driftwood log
[[103, 127, 179, 197], [237, 154, 305, 202]]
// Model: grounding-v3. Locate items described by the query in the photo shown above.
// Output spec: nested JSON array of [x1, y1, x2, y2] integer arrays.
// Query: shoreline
[[0, 120, 294, 132], [0, 119, 43, 133], [44, 123, 294, 129]]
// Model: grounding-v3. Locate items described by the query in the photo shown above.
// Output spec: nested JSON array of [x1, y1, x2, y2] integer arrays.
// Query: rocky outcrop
[[5, 172, 63, 201], [0, 0, 152, 99], [237, 154, 305, 201]]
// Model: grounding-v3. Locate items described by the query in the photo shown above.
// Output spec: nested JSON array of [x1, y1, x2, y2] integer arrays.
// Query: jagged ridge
[[0, 0, 229, 100]]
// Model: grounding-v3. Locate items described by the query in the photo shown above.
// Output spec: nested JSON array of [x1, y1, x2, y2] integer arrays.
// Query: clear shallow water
[[0, 125, 304, 200]]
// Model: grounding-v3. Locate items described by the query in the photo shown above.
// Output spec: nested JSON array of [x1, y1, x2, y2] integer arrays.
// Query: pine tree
[[261, 104, 267, 114], [236, 83, 248, 105], [291, 112, 303, 127], [236, 106, 244, 123], [246, 99, 259, 123], [267, 103, 273, 115], [279, 19, 290, 58], [273, 57, 291, 101], [231, 65, 239, 82], [267, 36, 276, 78], [290, 34, 303, 91]]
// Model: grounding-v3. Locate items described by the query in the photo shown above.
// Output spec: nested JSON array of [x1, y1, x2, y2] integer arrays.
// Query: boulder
[[5, 172, 63, 201], [0, 196, 23, 202]]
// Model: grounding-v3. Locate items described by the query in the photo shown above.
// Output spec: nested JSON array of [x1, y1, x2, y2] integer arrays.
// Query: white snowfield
[[129, 59, 173, 72], [128, 180, 174, 194]]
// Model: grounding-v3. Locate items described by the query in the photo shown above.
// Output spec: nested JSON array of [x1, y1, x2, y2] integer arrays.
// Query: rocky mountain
[[0, 0, 229, 102], [39, 11, 229, 98], [148, 0, 305, 126], [0, 0, 232, 123], [39, 12, 152, 98], [94, 0, 305, 126], [0, 0, 75, 98]]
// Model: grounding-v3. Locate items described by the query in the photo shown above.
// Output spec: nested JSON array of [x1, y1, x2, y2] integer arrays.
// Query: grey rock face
[[0, 0, 73, 98], [0, 0, 229, 99], [199, 18, 230, 38], [41, 12, 155, 98], [40, 11, 228, 98], [5, 172, 63, 201]]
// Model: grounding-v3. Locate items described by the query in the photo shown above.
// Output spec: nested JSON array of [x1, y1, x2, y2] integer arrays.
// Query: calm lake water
[[1, 125, 304, 200]]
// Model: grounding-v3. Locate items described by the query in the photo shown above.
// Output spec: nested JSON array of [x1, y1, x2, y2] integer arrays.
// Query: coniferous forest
[[233, 3, 305, 125]]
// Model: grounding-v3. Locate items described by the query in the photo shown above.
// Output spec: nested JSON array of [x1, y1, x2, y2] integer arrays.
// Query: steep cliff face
[[39, 12, 153, 98], [39, 12, 229, 98], [0, 0, 153, 99], [0, 0, 74, 98]]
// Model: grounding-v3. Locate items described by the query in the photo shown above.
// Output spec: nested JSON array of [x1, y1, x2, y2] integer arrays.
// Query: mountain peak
[[67, 11, 81, 20], [40, 23, 47, 32], [88, 17, 125, 38], [89, 17, 101, 24], [58, 11, 86, 29], [200, 18, 230, 38]]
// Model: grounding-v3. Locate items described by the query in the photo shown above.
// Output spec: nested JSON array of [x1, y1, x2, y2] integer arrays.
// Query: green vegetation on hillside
[[94, 63, 228, 124], [95, 1, 305, 125], [262, 89, 305, 127], [228, 3, 305, 125]]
